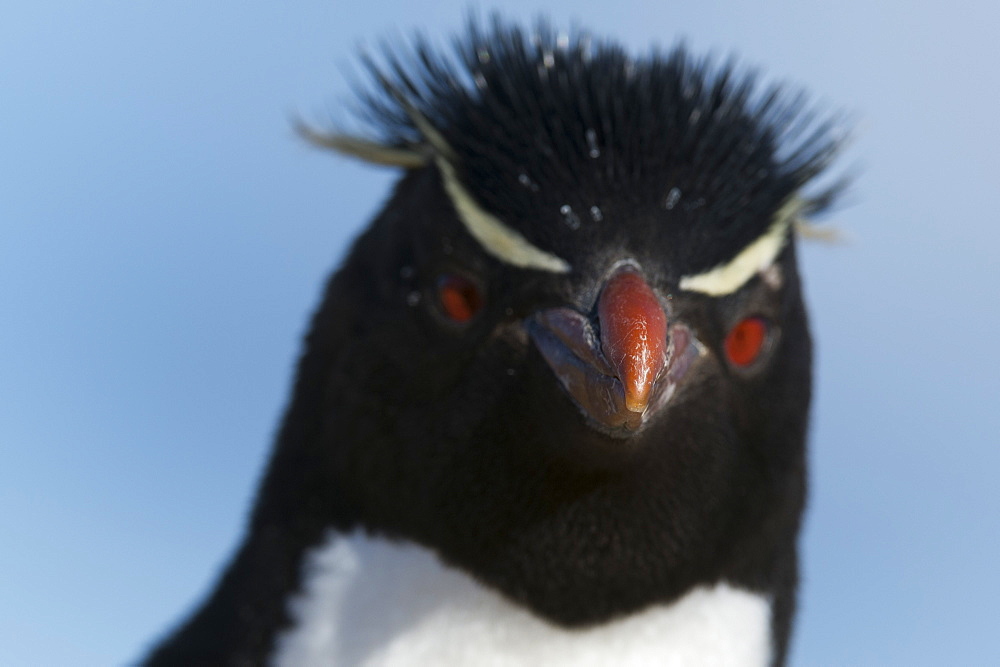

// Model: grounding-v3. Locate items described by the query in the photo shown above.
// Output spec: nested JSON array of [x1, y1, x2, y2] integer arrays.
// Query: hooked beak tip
[[624, 392, 649, 414]]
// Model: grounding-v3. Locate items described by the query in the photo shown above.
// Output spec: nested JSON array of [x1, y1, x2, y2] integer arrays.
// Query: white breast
[[272, 532, 772, 667]]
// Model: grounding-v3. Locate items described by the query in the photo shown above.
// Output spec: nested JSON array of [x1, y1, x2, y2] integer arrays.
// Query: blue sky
[[2, 1, 998, 664]]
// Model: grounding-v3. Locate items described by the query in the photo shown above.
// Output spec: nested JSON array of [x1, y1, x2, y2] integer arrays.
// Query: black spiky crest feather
[[310, 15, 846, 277]]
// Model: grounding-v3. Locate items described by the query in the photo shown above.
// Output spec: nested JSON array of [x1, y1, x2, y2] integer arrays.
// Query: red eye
[[436, 274, 484, 324], [724, 317, 769, 368]]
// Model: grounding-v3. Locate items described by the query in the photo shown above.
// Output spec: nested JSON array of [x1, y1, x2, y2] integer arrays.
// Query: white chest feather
[[272, 532, 772, 667]]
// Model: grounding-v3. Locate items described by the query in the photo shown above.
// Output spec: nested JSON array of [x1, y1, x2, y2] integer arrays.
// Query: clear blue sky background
[[2, 1, 998, 664]]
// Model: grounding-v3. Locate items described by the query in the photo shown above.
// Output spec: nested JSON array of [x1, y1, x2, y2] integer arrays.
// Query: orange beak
[[597, 269, 668, 414]]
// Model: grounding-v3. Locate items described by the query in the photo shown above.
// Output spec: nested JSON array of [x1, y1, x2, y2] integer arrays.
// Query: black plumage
[[147, 17, 843, 667]]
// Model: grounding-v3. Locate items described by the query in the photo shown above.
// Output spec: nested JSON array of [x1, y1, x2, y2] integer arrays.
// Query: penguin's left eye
[[724, 316, 771, 368], [435, 274, 485, 324]]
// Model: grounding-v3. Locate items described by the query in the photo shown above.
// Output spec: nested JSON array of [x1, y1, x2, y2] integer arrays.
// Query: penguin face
[[391, 170, 802, 448]]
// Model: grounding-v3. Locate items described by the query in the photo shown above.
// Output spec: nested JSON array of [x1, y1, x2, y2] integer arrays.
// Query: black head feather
[[342, 16, 844, 278]]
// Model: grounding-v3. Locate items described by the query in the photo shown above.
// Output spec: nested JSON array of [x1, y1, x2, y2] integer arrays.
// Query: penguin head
[[303, 20, 840, 451]]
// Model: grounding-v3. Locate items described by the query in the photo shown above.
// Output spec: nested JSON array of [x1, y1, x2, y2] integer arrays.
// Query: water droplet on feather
[[518, 172, 540, 192], [664, 188, 682, 210], [560, 205, 581, 230], [585, 129, 600, 158]]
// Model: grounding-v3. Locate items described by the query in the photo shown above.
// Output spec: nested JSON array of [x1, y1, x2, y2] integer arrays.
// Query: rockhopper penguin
[[146, 17, 844, 667]]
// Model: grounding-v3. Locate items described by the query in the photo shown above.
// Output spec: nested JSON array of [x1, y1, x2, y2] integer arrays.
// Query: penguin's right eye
[[435, 274, 485, 325]]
